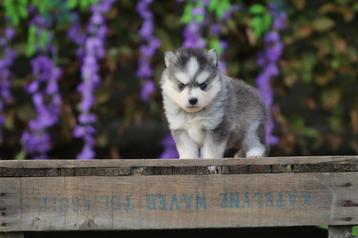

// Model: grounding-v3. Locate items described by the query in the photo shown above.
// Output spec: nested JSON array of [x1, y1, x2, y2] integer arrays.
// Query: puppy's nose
[[189, 98, 198, 105]]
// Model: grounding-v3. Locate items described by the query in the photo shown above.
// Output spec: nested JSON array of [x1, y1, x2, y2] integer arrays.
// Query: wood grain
[[0, 232, 24, 238], [0, 156, 357, 177], [1, 172, 358, 231], [328, 226, 352, 238]]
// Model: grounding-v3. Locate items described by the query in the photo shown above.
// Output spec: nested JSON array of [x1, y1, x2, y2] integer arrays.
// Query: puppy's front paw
[[245, 146, 265, 158], [208, 165, 222, 174]]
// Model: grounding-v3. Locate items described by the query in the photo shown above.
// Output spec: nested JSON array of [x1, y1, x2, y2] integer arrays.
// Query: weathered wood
[[0, 156, 357, 177], [328, 225, 353, 238], [0, 232, 24, 238], [1, 156, 357, 233], [0, 171, 358, 231]]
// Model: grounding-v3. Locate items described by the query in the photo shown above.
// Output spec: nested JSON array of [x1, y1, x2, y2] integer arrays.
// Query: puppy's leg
[[242, 121, 266, 158], [172, 130, 199, 159], [202, 133, 227, 173], [202, 134, 226, 159]]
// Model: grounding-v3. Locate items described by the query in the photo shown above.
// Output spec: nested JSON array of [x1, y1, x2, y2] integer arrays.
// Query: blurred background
[[0, 0, 357, 160]]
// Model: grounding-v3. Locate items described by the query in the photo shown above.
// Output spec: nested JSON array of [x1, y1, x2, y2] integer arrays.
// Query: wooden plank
[[0, 232, 24, 238], [328, 226, 352, 238], [1, 172, 358, 231], [0, 156, 357, 168], [0, 156, 357, 177]]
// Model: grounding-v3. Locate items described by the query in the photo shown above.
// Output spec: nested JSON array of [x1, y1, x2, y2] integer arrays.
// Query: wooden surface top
[[0, 156, 357, 177]]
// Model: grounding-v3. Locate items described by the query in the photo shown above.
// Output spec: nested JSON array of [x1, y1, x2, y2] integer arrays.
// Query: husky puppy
[[160, 48, 267, 159]]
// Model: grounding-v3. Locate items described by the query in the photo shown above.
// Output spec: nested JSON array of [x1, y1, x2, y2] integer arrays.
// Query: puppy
[[160, 48, 267, 159]]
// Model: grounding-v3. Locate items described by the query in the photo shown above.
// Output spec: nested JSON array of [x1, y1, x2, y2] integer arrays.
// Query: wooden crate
[[0, 156, 357, 238]]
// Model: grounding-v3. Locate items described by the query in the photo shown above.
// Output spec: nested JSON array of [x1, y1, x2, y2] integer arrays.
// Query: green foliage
[[208, 38, 223, 55], [4, 0, 29, 26], [249, 3, 272, 39], [66, 0, 98, 10], [25, 26, 50, 57], [181, 0, 206, 23], [354, 226, 358, 236], [208, 0, 230, 18]]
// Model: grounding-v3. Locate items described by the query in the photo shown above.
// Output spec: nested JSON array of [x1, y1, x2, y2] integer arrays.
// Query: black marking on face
[[198, 82, 208, 91], [177, 83, 185, 91]]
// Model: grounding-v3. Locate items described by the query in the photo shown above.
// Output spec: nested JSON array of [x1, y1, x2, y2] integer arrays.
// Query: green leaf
[[353, 226, 358, 236], [195, 14, 204, 23], [208, 0, 219, 11], [209, 38, 222, 55], [262, 14, 272, 32], [26, 26, 37, 57], [313, 17, 335, 32], [249, 4, 265, 15], [4, 0, 29, 26], [15, 149, 26, 160], [66, 0, 78, 9], [80, 0, 89, 10], [251, 18, 263, 39], [181, 4, 194, 24], [39, 30, 50, 49]]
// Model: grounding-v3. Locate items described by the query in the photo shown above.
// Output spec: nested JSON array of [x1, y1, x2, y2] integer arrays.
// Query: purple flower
[[67, 23, 86, 47], [19, 9, 63, 159], [136, 0, 161, 102], [70, 0, 116, 160], [76, 144, 95, 160], [192, 7, 204, 16], [269, 2, 287, 30], [256, 2, 286, 145], [210, 24, 221, 35], [22, 54, 62, 159], [183, 22, 206, 48], [140, 79, 155, 102], [160, 134, 178, 159], [0, 27, 16, 143]]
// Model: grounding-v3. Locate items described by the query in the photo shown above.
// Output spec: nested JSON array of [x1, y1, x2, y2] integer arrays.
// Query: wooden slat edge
[[0, 156, 357, 168]]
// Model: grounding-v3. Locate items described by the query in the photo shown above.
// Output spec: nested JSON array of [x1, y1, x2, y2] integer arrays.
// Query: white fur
[[189, 87, 201, 98], [185, 118, 205, 145], [164, 51, 176, 67], [196, 71, 210, 84], [246, 146, 265, 157], [186, 57, 199, 78], [174, 132, 199, 159], [162, 75, 190, 112], [244, 120, 266, 158], [175, 72, 190, 84], [202, 134, 227, 159], [207, 49, 218, 66]]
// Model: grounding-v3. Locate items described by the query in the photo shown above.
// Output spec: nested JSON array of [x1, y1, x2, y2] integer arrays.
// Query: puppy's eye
[[199, 82, 208, 90], [177, 83, 185, 91]]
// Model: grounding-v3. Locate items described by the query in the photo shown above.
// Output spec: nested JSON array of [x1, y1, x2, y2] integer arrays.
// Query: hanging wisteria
[[21, 12, 62, 159], [0, 27, 16, 143], [136, 0, 161, 102], [73, 0, 116, 159], [255, 1, 286, 145], [181, 0, 207, 49]]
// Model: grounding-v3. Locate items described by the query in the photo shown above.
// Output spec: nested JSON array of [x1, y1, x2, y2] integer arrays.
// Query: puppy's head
[[161, 48, 221, 113]]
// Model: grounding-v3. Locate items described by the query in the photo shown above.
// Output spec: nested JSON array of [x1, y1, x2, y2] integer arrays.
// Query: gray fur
[[160, 48, 267, 159]]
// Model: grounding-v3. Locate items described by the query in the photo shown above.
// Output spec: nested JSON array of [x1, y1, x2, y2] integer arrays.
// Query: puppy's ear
[[207, 49, 218, 67], [164, 51, 176, 67]]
